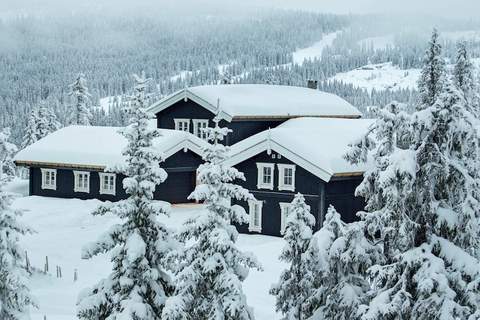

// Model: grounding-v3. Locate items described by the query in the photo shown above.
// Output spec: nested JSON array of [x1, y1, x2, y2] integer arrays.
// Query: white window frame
[[174, 118, 190, 132], [99, 173, 116, 195], [192, 119, 209, 140], [41, 168, 57, 190], [248, 200, 263, 233], [279, 202, 292, 235], [256, 163, 274, 190], [74, 171, 90, 193], [278, 164, 296, 192]]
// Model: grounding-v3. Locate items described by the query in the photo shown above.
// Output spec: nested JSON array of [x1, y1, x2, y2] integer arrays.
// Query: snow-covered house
[[148, 84, 362, 145], [14, 125, 208, 203], [15, 84, 369, 236], [226, 117, 373, 237]]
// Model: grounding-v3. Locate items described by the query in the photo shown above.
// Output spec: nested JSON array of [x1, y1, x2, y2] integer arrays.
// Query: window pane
[[263, 167, 271, 183]]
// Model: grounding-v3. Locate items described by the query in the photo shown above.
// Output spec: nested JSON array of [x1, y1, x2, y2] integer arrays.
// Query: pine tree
[[162, 118, 261, 320], [346, 102, 414, 259], [305, 207, 381, 320], [270, 193, 315, 320], [0, 128, 35, 320], [77, 73, 176, 320], [418, 29, 446, 108], [69, 73, 92, 126], [453, 41, 475, 96], [348, 83, 480, 319], [21, 109, 39, 149], [37, 103, 61, 140]]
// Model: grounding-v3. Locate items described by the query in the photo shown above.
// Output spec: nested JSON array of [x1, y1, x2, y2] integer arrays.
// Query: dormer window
[[278, 164, 296, 191], [257, 163, 274, 190], [174, 119, 190, 132], [192, 119, 209, 140]]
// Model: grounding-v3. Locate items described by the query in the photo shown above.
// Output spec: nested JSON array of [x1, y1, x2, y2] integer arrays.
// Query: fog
[[1, 0, 479, 18]]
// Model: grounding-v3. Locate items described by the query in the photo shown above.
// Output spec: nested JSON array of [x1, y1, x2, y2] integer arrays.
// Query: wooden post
[[74, 268, 78, 282], [44, 256, 49, 273]]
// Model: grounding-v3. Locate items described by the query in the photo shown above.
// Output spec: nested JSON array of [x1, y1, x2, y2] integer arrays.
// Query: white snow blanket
[[226, 117, 374, 181], [14, 124, 207, 168], [151, 84, 362, 119]]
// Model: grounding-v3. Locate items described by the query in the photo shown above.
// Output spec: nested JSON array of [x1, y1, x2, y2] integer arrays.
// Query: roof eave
[[231, 114, 362, 121]]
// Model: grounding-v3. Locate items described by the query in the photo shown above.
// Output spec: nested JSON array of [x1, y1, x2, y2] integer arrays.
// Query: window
[[74, 171, 90, 193], [278, 164, 296, 191], [257, 163, 274, 190], [174, 119, 190, 132], [279, 202, 292, 235], [99, 173, 116, 195], [248, 200, 263, 232], [41, 168, 57, 190], [192, 119, 209, 140]]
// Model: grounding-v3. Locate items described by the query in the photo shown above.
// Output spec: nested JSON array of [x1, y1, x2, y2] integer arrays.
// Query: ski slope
[[8, 180, 286, 320], [292, 31, 341, 65]]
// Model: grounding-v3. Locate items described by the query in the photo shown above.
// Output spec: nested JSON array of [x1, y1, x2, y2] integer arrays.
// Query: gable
[[156, 98, 217, 130], [234, 150, 323, 195]]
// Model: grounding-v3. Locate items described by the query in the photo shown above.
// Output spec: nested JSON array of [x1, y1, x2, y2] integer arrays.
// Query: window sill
[[249, 227, 262, 233], [257, 184, 273, 190], [100, 190, 116, 196], [278, 185, 295, 192], [41, 185, 56, 191]]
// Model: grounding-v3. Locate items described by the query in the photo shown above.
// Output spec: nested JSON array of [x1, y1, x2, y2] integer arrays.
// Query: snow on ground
[[330, 62, 421, 92], [7, 179, 285, 320], [98, 95, 122, 114], [292, 31, 341, 65]]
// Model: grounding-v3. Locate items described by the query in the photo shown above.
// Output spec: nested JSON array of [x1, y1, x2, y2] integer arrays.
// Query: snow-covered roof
[[148, 84, 362, 121], [224, 118, 374, 182], [15, 125, 208, 169]]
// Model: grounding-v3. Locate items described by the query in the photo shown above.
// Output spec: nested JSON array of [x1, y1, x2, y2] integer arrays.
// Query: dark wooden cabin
[[15, 126, 206, 204], [15, 84, 370, 237], [147, 84, 362, 146], [224, 117, 373, 236]]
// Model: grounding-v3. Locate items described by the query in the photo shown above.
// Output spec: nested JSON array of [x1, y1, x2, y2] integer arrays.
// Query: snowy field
[[330, 62, 421, 92], [7, 180, 285, 320]]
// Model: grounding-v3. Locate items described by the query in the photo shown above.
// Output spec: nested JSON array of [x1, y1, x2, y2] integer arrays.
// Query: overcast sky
[[1, 0, 479, 18]]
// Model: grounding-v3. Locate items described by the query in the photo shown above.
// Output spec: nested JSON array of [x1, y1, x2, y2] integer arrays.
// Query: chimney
[[307, 80, 318, 90]]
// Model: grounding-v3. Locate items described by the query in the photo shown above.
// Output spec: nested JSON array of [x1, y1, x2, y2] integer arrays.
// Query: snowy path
[[9, 180, 285, 320]]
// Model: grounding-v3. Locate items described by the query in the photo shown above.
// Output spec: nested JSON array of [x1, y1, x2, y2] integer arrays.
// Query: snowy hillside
[[292, 31, 341, 65], [330, 62, 421, 92], [8, 180, 285, 320]]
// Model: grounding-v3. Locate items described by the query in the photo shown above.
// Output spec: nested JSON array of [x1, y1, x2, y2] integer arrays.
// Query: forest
[[1, 9, 480, 145]]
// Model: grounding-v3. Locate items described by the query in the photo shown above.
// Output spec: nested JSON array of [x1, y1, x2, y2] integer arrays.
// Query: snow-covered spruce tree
[[21, 109, 39, 149], [453, 41, 475, 98], [348, 83, 480, 319], [162, 118, 261, 320], [270, 193, 315, 320], [77, 73, 176, 320], [345, 102, 414, 260], [0, 128, 35, 320], [37, 103, 61, 140], [304, 206, 382, 320], [418, 29, 446, 108], [69, 73, 92, 126]]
